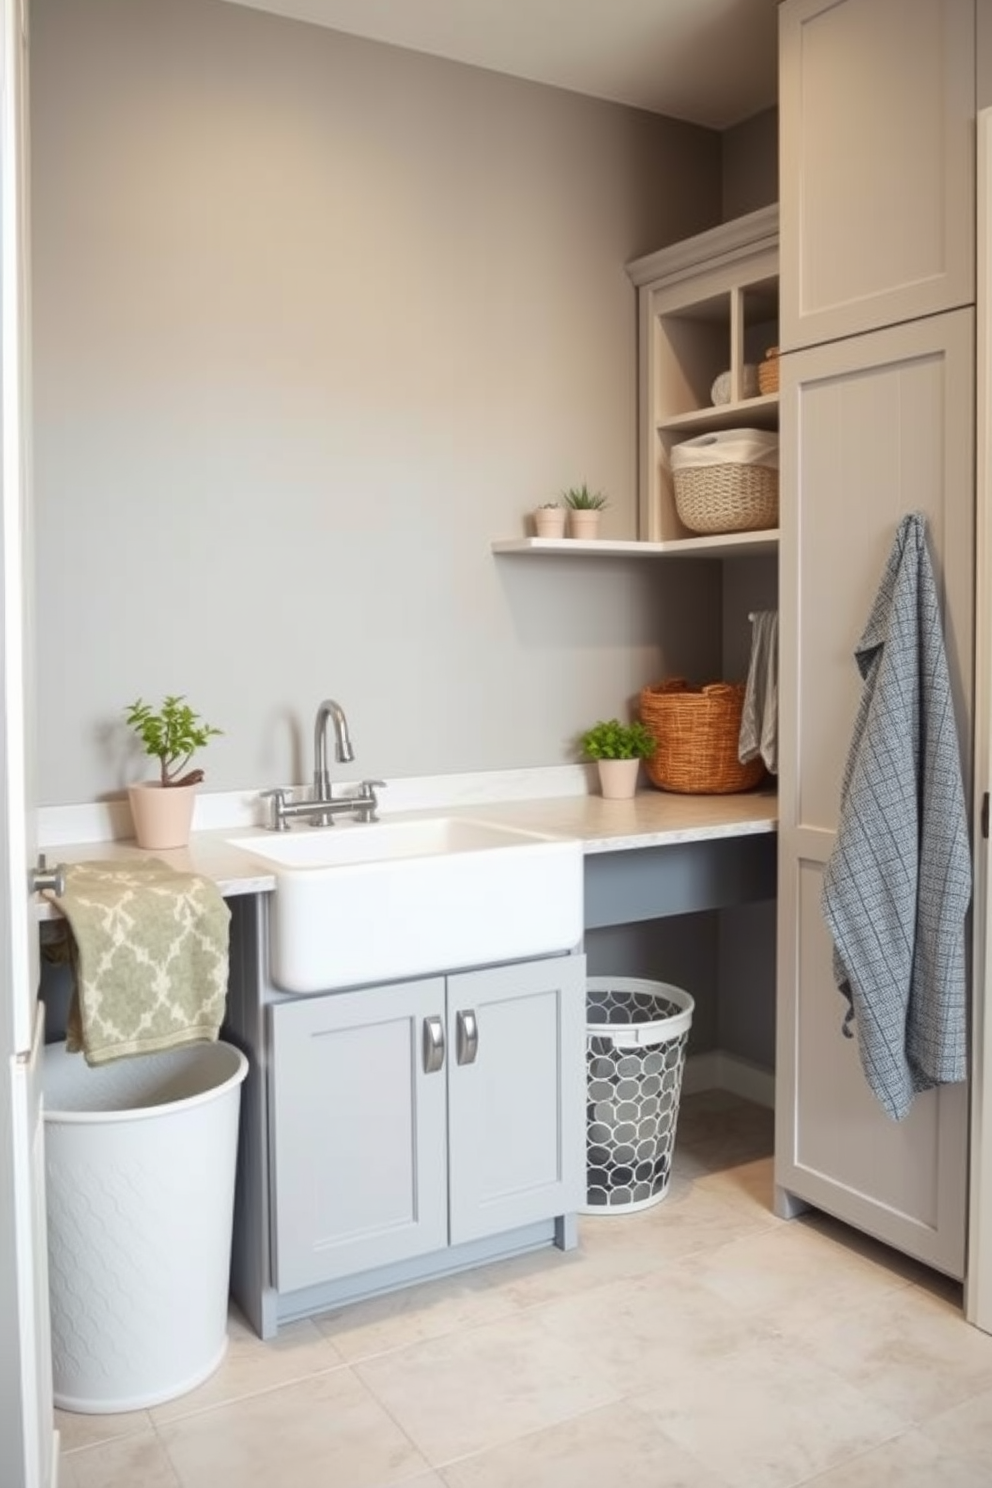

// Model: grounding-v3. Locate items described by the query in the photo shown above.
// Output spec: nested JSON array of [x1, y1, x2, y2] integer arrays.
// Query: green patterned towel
[[47, 858, 231, 1067]]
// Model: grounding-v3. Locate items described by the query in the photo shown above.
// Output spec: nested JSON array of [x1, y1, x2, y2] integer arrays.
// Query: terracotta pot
[[127, 782, 197, 850], [597, 759, 640, 800], [533, 508, 567, 538], [567, 509, 601, 540]]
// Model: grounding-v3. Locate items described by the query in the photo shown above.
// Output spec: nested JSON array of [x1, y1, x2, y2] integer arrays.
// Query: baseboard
[[683, 1050, 775, 1110]]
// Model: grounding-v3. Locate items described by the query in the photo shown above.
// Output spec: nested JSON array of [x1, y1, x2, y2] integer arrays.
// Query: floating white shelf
[[491, 529, 779, 559]]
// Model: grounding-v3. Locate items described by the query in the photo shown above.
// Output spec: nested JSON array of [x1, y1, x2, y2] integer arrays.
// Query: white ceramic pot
[[597, 759, 640, 799], [127, 782, 197, 850]]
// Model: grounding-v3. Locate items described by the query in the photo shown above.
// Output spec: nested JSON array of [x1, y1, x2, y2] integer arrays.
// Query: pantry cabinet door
[[776, 310, 974, 1277], [779, 0, 975, 351]]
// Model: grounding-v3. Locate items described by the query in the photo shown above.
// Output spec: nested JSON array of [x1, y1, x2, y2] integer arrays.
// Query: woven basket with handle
[[639, 678, 765, 795]]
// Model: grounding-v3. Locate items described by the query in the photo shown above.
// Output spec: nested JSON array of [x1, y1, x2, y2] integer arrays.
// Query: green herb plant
[[562, 483, 609, 511], [125, 695, 223, 788], [537, 500, 561, 510], [580, 718, 656, 762]]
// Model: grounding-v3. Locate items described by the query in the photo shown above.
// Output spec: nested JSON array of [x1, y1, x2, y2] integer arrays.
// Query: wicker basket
[[672, 462, 778, 535], [639, 678, 766, 795], [758, 346, 780, 396]]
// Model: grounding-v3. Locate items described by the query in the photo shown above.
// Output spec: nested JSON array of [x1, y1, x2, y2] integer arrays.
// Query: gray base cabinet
[[226, 896, 587, 1336], [269, 957, 586, 1295]]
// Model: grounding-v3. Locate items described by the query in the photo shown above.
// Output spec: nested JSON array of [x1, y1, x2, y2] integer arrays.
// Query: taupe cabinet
[[626, 206, 779, 546], [776, 0, 977, 1277], [779, 0, 975, 351]]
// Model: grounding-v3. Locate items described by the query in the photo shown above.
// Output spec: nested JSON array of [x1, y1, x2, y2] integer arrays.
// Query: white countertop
[[35, 786, 778, 916]]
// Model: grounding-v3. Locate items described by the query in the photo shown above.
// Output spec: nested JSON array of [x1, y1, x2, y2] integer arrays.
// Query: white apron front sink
[[229, 815, 584, 993]]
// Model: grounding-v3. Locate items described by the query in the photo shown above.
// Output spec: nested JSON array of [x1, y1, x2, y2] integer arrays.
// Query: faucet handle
[[357, 779, 387, 823], [260, 788, 290, 831]]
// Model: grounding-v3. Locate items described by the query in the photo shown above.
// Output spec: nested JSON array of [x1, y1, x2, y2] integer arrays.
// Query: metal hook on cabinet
[[29, 853, 66, 898]]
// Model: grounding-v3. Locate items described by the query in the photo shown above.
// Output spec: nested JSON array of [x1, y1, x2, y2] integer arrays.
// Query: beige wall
[[31, 0, 727, 805], [722, 106, 778, 221]]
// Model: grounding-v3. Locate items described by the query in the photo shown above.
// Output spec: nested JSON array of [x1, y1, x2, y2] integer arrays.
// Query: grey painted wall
[[30, 0, 727, 806]]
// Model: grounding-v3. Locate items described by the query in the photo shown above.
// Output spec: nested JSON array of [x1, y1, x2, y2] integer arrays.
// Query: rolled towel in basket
[[739, 609, 779, 775], [44, 858, 231, 1066]]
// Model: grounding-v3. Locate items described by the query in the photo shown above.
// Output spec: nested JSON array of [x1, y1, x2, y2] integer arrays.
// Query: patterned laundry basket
[[583, 977, 694, 1214]]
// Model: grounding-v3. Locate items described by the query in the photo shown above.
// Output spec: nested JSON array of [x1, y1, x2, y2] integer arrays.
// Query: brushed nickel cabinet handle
[[422, 1015, 445, 1074], [456, 1009, 478, 1066]]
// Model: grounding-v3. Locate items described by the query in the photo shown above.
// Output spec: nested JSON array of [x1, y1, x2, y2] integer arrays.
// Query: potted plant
[[124, 695, 223, 849], [562, 483, 609, 539], [580, 717, 655, 799], [533, 501, 566, 539]]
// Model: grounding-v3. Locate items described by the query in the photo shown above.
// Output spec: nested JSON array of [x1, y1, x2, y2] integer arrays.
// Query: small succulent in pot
[[580, 718, 656, 761], [562, 483, 609, 511], [125, 695, 223, 788]]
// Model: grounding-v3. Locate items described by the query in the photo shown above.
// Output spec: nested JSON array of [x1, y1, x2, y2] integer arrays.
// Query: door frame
[[968, 106, 992, 1334]]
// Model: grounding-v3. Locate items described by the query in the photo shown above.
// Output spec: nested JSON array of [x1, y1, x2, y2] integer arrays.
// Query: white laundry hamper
[[43, 1038, 248, 1413], [583, 977, 694, 1214]]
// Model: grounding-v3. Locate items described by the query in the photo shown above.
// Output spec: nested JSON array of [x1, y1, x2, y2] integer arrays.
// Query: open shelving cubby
[[493, 206, 779, 562]]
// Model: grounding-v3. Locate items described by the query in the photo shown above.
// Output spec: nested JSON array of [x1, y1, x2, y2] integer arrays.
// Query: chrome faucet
[[313, 698, 355, 800], [262, 698, 386, 831]]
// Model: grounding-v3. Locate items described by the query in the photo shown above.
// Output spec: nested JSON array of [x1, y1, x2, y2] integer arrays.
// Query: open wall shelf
[[491, 530, 779, 559]]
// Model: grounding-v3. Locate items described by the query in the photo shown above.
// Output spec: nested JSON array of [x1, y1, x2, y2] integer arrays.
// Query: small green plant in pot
[[580, 717, 655, 800], [562, 483, 609, 539], [124, 695, 223, 849]]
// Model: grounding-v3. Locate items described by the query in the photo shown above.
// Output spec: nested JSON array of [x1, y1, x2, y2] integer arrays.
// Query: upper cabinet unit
[[626, 207, 779, 546], [779, 0, 975, 351]]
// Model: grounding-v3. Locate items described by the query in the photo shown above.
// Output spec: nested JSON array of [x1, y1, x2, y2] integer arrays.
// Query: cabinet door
[[776, 311, 973, 1276], [780, 0, 975, 351], [269, 980, 448, 1293], [447, 955, 586, 1245]]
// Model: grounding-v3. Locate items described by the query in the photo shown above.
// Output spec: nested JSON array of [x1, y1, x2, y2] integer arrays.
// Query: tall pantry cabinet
[[775, 0, 977, 1280]]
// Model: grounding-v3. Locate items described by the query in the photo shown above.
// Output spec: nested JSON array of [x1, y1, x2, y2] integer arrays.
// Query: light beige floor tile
[[919, 1383, 992, 1469], [158, 1368, 429, 1488], [58, 1431, 182, 1488], [56, 1452, 81, 1488], [313, 1267, 519, 1363], [151, 1306, 345, 1422], [633, 1336, 908, 1488], [801, 1210, 962, 1290], [55, 1406, 154, 1455], [524, 1265, 778, 1397], [692, 1210, 913, 1332], [676, 1093, 775, 1173], [693, 1154, 783, 1226], [792, 1283, 992, 1424], [354, 1303, 626, 1464], [480, 1179, 777, 1313], [438, 1398, 732, 1488], [798, 1427, 992, 1487]]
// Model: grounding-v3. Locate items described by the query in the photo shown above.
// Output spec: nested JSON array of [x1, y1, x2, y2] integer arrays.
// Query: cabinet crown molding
[[626, 203, 779, 290]]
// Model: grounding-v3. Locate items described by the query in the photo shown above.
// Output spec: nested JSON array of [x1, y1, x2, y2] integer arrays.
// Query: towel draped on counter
[[45, 858, 231, 1067], [820, 513, 971, 1121]]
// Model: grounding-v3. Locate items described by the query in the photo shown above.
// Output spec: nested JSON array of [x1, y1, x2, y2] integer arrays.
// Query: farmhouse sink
[[229, 815, 584, 994]]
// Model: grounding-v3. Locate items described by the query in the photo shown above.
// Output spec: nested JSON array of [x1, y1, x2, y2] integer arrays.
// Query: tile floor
[[56, 1092, 992, 1488]]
